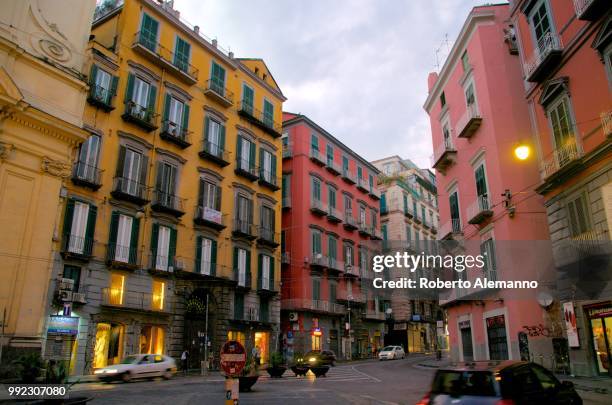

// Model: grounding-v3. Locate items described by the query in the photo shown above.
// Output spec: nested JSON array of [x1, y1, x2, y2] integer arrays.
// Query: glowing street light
[[514, 144, 530, 161]]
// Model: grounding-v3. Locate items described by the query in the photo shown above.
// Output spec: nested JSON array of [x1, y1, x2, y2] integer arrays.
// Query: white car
[[94, 354, 177, 382], [378, 346, 405, 360]]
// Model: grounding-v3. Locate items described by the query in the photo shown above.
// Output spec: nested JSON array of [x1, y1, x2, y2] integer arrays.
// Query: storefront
[[93, 322, 125, 368], [585, 303, 612, 376], [459, 319, 473, 361]]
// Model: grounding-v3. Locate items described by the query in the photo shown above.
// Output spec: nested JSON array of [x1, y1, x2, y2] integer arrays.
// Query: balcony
[[369, 187, 381, 200], [467, 195, 493, 225], [237, 101, 283, 138], [327, 206, 343, 223], [146, 254, 184, 275], [203, 79, 233, 107], [573, 0, 608, 20], [326, 160, 342, 175], [341, 169, 357, 184], [309, 148, 326, 166], [310, 199, 328, 216], [106, 243, 139, 270], [71, 161, 102, 190], [233, 268, 252, 290], [257, 278, 279, 297], [344, 213, 358, 230], [87, 84, 115, 111], [281, 252, 291, 265], [364, 310, 385, 321], [282, 196, 291, 210], [370, 228, 383, 240], [160, 121, 192, 149], [344, 264, 360, 278], [524, 32, 563, 83], [356, 178, 369, 193], [431, 138, 457, 173], [540, 139, 583, 181], [358, 221, 371, 236], [199, 140, 230, 167], [234, 158, 259, 181], [404, 206, 414, 219], [257, 227, 280, 248], [121, 101, 158, 132], [194, 206, 227, 230], [101, 288, 170, 313], [439, 219, 462, 240], [131, 31, 198, 85], [309, 254, 328, 270], [327, 258, 344, 274], [282, 299, 345, 315], [601, 110, 612, 137], [151, 190, 185, 217], [258, 169, 280, 191], [456, 104, 482, 139], [60, 234, 94, 260], [555, 223, 611, 267], [232, 219, 257, 240], [111, 176, 149, 205], [282, 142, 293, 159], [337, 291, 365, 305]]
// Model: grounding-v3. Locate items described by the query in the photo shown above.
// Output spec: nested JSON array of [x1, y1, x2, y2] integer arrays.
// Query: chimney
[[427, 72, 439, 93], [212, 39, 218, 48], [193, 25, 199, 34], [228, 51, 234, 59]]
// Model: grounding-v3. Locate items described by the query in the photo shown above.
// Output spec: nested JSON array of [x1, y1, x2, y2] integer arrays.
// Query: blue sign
[[48, 316, 79, 335], [287, 331, 293, 339], [412, 314, 421, 322]]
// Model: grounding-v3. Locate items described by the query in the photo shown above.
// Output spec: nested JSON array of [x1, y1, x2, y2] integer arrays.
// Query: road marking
[[351, 365, 382, 383]]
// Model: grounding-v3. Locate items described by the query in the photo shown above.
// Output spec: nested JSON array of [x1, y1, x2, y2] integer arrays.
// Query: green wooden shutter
[[271, 155, 277, 178], [246, 250, 251, 288], [249, 141, 255, 170], [236, 135, 242, 162], [139, 154, 148, 189], [89, 64, 98, 85], [169, 227, 177, 267], [124, 73, 134, 103], [108, 211, 119, 246], [259, 147, 264, 176], [233, 247, 238, 282], [182, 104, 190, 132], [150, 223, 159, 256], [129, 216, 140, 264], [116, 145, 126, 177], [270, 257, 275, 290], [63, 199, 75, 237], [163, 94, 171, 122], [195, 235, 202, 273], [214, 184, 221, 211], [110, 75, 119, 96], [85, 204, 97, 255], [147, 84, 157, 116], [475, 165, 487, 197], [211, 239, 217, 276], [257, 254, 263, 290], [219, 124, 226, 151]]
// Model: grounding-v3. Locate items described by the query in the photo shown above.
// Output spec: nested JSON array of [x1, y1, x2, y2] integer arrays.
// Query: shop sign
[[563, 301, 580, 348], [458, 320, 471, 329], [47, 316, 78, 335], [393, 322, 407, 331], [412, 314, 421, 322], [586, 304, 612, 319]]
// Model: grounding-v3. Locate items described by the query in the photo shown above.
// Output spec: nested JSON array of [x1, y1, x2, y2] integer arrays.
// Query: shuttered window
[[567, 194, 591, 237], [173, 37, 191, 72]]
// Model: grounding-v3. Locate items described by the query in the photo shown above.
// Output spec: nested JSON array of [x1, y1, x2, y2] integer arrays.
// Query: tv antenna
[[434, 33, 452, 71]]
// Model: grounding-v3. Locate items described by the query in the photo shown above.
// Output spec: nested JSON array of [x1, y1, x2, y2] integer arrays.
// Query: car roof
[[439, 360, 526, 373]]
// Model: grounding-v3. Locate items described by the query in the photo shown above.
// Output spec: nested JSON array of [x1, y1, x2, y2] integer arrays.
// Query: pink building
[[280, 112, 384, 360], [509, 0, 611, 377], [424, 4, 553, 363]]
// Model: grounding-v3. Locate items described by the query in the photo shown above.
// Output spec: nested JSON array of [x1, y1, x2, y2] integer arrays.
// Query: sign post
[[220, 340, 246, 405]]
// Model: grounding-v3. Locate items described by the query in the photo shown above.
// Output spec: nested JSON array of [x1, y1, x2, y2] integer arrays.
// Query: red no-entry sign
[[220, 340, 246, 377]]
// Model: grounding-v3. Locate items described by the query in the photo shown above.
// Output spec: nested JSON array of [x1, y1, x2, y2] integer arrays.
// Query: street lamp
[[347, 295, 353, 360], [514, 144, 531, 161]]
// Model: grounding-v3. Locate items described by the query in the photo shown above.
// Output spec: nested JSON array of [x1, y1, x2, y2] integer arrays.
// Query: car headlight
[[94, 370, 104, 374], [105, 369, 118, 374], [309, 357, 316, 362]]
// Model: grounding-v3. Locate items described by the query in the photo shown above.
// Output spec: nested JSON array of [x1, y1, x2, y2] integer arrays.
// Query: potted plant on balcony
[[266, 352, 286, 378], [290, 352, 309, 377], [238, 356, 259, 392]]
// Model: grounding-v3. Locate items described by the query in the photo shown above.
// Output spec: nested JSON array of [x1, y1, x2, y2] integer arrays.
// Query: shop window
[[152, 280, 165, 311], [254, 331, 269, 365], [228, 330, 245, 347], [93, 322, 124, 368], [140, 325, 165, 354], [312, 334, 321, 351]]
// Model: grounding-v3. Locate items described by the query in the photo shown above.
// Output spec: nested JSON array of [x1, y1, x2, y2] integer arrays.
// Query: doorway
[[93, 322, 124, 368]]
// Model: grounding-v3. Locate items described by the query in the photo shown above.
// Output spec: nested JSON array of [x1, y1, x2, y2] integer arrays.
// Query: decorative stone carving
[[0, 141, 15, 161], [41, 156, 71, 178]]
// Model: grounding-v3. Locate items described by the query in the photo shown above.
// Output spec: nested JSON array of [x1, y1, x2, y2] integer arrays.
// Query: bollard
[[225, 377, 239, 405]]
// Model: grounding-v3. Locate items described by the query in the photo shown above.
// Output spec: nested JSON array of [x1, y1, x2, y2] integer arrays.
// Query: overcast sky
[[174, 0, 484, 168]]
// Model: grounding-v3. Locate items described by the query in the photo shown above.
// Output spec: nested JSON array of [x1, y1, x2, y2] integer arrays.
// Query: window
[[342, 156, 349, 175], [236, 195, 253, 231], [204, 116, 225, 156], [461, 51, 469, 71], [234, 247, 250, 287], [359, 205, 367, 226], [234, 293, 244, 319], [328, 236, 337, 262], [152, 280, 165, 310], [125, 74, 156, 121], [415, 230, 420, 251], [162, 95, 189, 138], [196, 236, 217, 275], [344, 244, 354, 266], [263, 99, 274, 127], [311, 177, 322, 202], [139, 13, 159, 51], [465, 82, 476, 107], [442, 122, 452, 148], [529, 0, 553, 48], [421, 205, 426, 224], [449, 191, 461, 232], [344, 194, 352, 214], [326, 144, 334, 166], [403, 194, 409, 214], [480, 238, 497, 281], [440, 91, 446, 108], [228, 331, 245, 347], [151, 224, 177, 271], [330, 282, 337, 302], [547, 96, 575, 150], [369, 174, 374, 192], [312, 278, 321, 301], [89, 66, 118, 106], [109, 273, 125, 305], [383, 163, 394, 176], [237, 136, 255, 172], [259, 148, 276, 183], [260, 298, 269, 322], [311, 229, 322, 255], [567, 194, 591, 237], [62, 265, 81, 292], [357, 166, 363, 180], [198, 178, 221, 213], [155, 161, 177, 204], [174, 37, 191, 72], [259, 254, 273, 290], [260, 205, 275, 236], [75, 134, 101, 183], [242, 84, 254, 114], [109, 212, 139, 264], [380, 193, 387, 212], [116, 145, 147, 196], [210, 61, 226, 95], [371, 208, 377, 229], [406, 225, 412, 243], [382, 224, 388, 241], [282, 174, 291, 204], [328, 186, 336, 209], [63, 199, 96, 255], [474, 163, 489, 207]]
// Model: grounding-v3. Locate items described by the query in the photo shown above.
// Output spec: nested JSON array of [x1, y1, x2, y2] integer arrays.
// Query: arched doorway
[[183, 288, 217, 370]]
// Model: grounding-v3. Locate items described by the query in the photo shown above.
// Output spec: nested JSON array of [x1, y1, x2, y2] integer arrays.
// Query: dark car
[[305, 350, 337, 367], [417, 361, 582, 404]]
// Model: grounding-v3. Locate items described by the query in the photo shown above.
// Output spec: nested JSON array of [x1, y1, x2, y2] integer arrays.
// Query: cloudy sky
[[174, 0, 484, 168]]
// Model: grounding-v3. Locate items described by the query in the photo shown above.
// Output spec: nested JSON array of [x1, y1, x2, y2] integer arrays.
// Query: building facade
[[509, 0, 611, 377], [425, 4, 554, 365], [371, 156, 442, 353], [0, 0, 96, 361], [281, 112, 384, 360], [45, 0, 285, 375]]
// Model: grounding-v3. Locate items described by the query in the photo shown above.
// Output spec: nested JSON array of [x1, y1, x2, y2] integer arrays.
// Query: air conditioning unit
[[59, 278, 74, 291], [72, 292, 87, 304], [59, 290, 73, 302], [289, 312, 298, 322]]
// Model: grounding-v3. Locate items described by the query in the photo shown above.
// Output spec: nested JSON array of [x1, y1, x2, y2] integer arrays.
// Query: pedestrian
[[181, 350, 189, 375], [252, 345, 261, 366]]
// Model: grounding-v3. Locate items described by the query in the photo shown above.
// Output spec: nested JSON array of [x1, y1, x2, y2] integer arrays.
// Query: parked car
[[305, 350, 337, 367], [94, 354, 177, 382], [417, 361, 582, 404], [378, 346, 405, 360]]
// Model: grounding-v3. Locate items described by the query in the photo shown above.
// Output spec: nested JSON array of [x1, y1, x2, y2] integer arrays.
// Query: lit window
[[152, 280, 165, 311], [109, 273, 125, 305]]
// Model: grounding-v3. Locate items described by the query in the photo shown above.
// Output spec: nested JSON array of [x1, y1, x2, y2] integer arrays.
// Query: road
[[71, 354, 436, 404]]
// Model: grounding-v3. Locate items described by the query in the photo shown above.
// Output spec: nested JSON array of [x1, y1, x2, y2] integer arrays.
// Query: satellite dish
[[537, 291, 553, 308]]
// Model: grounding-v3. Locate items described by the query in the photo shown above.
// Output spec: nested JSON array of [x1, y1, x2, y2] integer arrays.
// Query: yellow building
[[49, 0, 285, 375], [0, 0, 96, 361]]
